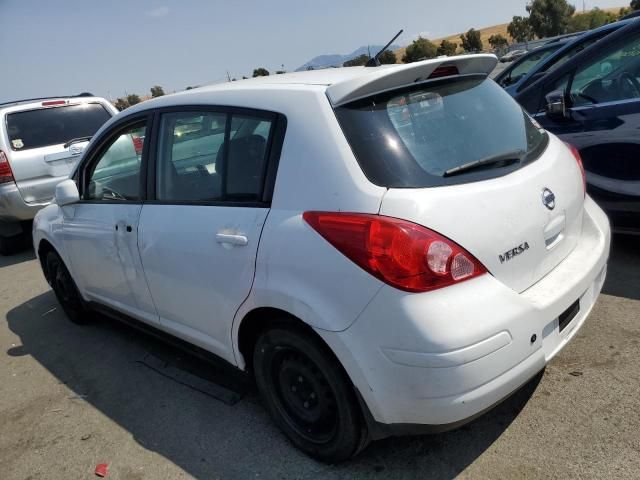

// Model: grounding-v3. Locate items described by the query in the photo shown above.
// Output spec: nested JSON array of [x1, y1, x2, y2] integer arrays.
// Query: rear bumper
[[0, 182, 47, 223], [318, 196, 610, 430]]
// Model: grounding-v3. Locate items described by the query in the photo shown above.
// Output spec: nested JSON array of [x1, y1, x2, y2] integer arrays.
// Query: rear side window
[[335, 77, 548, 188], [6, 103, 111, 151], [156, 110, 274, 203]]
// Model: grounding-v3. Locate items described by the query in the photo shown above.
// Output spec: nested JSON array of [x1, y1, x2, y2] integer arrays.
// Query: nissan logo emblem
[[542, 188, 556, 210]]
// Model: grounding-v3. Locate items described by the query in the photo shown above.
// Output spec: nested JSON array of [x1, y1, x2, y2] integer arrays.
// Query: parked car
[[33, 55, 610, 462], [498, 19, 637, 98], [515, 20, 640, 234], [499, 49, 528, 63], [0, 94, 117, 254]]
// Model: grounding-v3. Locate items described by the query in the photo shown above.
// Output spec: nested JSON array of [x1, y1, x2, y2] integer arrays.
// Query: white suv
[[0, 94, 117, 254], [33, 55, 610, 462]]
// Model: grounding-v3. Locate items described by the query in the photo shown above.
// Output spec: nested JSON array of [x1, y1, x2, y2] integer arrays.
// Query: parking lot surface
[[1, 235, 639, 479]]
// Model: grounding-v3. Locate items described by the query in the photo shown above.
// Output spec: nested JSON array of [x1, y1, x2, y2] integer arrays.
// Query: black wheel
[[45, 251, 91, 324], [253, 327, 366, 463]]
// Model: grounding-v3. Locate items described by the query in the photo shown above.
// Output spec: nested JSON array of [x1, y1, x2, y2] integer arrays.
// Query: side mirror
[[55, 179, 80, 206], [545, 90, 569, 120]]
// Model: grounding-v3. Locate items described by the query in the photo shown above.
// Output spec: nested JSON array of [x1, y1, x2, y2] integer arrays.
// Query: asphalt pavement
[[1, 234, 639, 479]]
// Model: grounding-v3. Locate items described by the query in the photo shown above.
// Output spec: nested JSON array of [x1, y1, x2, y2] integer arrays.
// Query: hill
[[392, 6, 625, 61], [296, 44, 400, 71]]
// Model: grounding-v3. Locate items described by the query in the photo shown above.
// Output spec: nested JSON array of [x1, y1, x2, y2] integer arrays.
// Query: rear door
[[3, 100, 114, 204], [137, 107, 283, 363]]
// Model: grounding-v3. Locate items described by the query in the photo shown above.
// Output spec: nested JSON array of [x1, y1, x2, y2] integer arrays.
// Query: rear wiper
[[63, 136, 92, 149], [443, 150, 525, 178]]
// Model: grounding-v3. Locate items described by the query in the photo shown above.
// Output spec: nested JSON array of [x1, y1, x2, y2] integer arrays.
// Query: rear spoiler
[[326, 54, 498, 107]]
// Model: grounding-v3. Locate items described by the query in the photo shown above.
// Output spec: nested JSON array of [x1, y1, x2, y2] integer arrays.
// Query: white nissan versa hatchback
[[33, 54, 610, 462]]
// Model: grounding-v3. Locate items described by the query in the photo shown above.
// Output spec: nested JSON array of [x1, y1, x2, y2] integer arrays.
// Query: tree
[[126, 94, 141, 106], [508, 15, 535, 43], [632, 0, 640, 10], [114, 98, 129, 111], [402, 37, 437, 63], [459, 29, 483, 53], [343, 54, 370, 67], [526, 0, 575, 38], [252, 67, 270, 77], [488, 34, 509, 51], [275, 70, 286, 74], [567, 8, 617, 33], [150, 85, 165, 97], [378, 49, 397, 64], [619, 7, 632, 17], [436, 39, 457, 56]]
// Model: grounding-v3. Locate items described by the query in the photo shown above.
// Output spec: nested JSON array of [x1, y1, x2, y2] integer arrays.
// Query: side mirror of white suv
[[55, 179, 80, 206]]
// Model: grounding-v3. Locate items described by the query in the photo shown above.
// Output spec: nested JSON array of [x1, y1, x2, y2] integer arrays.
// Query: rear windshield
[[6, 103, 112, 151], [335, 76, 548, 188]]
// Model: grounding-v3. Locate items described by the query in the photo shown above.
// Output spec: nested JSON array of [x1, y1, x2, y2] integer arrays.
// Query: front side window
[[85, 122, 147, 201], [156, 110, 273, 202], [336, 77, 548, 188], [568, 35, 640, 106]]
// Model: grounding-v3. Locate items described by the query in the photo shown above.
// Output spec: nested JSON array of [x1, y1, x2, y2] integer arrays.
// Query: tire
[[0, 234, 21, 256], [45, 251, 91, 324], [253, 326, 366, 463]]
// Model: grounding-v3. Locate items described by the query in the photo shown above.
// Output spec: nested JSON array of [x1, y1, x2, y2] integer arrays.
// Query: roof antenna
[[366, 29, 403, 67]]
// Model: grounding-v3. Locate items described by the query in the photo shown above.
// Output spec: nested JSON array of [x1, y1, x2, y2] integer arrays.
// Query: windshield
[[6, 103, 112, 151], [501, 47, 560, 86], [335, 76, 548, 188]]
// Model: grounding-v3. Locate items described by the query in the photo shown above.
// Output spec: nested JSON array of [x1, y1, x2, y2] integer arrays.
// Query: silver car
[[0, 94, 116, 254]]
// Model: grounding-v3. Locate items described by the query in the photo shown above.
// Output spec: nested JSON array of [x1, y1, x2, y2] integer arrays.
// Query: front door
[[63, 117, 158, 325], [138, 109, 278, 363]]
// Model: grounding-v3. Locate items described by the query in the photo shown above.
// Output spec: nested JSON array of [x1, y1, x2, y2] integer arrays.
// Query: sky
[[0, 0, 629, 103]]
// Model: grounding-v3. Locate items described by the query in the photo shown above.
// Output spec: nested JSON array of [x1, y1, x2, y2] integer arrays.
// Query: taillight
[[565, 143, 586, 197], [303, 212, 487, 293], [42, 100, 67, 107], [132, 136, 144, 155], [0, 150, 15, 184], [429, 65, 459, 79]]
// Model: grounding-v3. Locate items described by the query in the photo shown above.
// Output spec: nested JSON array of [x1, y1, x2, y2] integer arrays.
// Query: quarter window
[[85, 122, 147, 201], [156, 111, 273, 202]]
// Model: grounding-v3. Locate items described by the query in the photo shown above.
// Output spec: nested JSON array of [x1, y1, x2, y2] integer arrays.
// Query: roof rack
[[0, 93, 95, 108]]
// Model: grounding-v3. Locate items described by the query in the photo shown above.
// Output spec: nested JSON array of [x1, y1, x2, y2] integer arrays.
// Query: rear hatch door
[[332, 59, 585, 292], [3, 101, 112, 203], [380, 135, 585, 293]]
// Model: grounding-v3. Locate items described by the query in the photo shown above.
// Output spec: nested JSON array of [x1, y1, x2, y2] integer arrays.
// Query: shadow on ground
[[601, 234, 640, 301], [0, 248, 35, 269], [6, 290, 545, 479]]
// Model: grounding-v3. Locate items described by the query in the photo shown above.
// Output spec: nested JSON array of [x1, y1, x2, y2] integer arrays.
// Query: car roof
[[124, 54, 498, 114], [0, 95, 111, 115], [0, 93, 98, 109], [504, 18, 637, 88], [515, 18, 640, 108]]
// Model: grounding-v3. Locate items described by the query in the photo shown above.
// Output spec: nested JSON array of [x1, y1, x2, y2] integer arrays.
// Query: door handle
[[216, 233, 248, 246]]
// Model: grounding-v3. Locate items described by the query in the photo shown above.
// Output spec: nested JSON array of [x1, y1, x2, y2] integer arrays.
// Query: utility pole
[[226, 70, 231, 82]]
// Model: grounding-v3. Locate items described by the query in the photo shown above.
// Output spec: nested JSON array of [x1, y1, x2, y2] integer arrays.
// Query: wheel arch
[[37, 238, 58, 283], [236, 307, 320, 372]]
